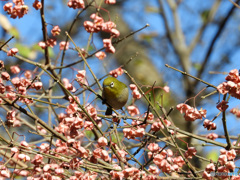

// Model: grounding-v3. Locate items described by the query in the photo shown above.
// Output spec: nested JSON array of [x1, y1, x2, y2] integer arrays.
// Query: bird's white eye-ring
[[110, 82, 114, 88]]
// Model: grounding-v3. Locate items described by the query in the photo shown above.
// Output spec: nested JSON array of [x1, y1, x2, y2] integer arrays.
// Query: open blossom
[[95, 51, 106, 60], [32, 82, 43, 90], [3, 3, 13, 14], [203, 119, 216, 130], [109, 67, 124, 78], [32, 0, 42, 10], [62, 78, 76, 92], [10, 66, 20, 74], [103, 39, 115, 54], [216, 100, 228, 112], [177, 103, 206, 121], [38, 41, 46, 49], [206, 133, 218, 140], [76, 70, 88, 86], [148, 143, 160, 152], [68, 0, 85, 9], [46, 38, 57, 48], [98, 137, 108, 147], [1, 72, 10, 81], [105, 0, 116, 4], [59, 41, 69, 50], [51, 26, 61, 36], [129, 84, 142, 99], [217, 69, 240, 99], [24, 70, 32, 79], [127, 105, 140, 116], [7, 48, 18, 56], [185, 147, 197, 159]]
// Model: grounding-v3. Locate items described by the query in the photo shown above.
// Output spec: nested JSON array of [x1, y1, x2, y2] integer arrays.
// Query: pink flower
[[14, 169, 29, 176], [18, 154, 30, 161], [83, 21, 96, 33], [225, 69, 240, 83], [205, 163, 215, 173], [206, 133, 218, 140], [31, 154, 43, 165], [105, 0, 116, 4], [148, 143, 160, 152], [59, 41, 69, 50], [32, 0, 42, 10], [32, 82, 43, 90], [122, 167, 140, 179], [98, 137, 108, 147], [0, 166, 10, 178], [46, 38, 57, 48], [226, 161, 235, 171], [1, 72, 10, 81], [51, 25, 61, 36], [7, 48, 18, 56], [38, 41, 46, 49], [203, 119, 217, 130], [127, 105, 140, 116], [76, 70, 87, 86], [226, 149, 236, 161], [202, 171, 212, 180], [0, 60, 4, 69], [10, 65, 20, 74], [216, 100, 229, 112], [135, 127, 145, 137], [151, 120, 164, 131], [163, 85, 170, 93], [24, 70, 32, 79], [123, 128, 136, 139], [95, 51, 106, 60], [103, 38, 115, 53], [110, 28, 120, 38], [218, 154, 227, 165], [148, 165, 159, 175], [68, 0, 85, 9], [185, 147, 197, 159], [3, 3, 13, 14], [109, 67, 124, 78]]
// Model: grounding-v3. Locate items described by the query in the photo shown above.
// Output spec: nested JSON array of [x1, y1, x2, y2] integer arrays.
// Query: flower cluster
[[0, 61, 42, 105], [76, 70, 88, 87], [176, 103, 207, 121], [84, 13, 120, 55], [217, 69, 240, 99], [129, 84, 142, 99], [67, 0, 85, 9], [3, 0, 28, 19], [148, 143, 185, 173], [203, 119, 216, 130], [202, 149, 237, 179], [109, 67, 124, 78]]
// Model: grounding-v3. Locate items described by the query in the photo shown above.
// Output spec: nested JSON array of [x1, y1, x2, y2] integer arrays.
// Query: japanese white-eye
[[102, 77, 129, 115]]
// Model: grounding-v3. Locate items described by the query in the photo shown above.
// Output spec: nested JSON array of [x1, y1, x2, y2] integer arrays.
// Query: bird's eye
[[110, 82, 114, 88]]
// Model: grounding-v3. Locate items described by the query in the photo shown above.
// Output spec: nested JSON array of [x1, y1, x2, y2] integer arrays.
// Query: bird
[[102, 77, 129, 115]]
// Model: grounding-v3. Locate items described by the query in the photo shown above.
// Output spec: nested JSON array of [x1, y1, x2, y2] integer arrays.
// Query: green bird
[[102, 77, 129, 115]]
